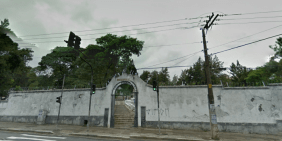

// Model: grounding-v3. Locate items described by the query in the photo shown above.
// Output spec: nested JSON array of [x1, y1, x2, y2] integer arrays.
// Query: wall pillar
[[134, 91, 138, 127], [110, 94, 115, 128]]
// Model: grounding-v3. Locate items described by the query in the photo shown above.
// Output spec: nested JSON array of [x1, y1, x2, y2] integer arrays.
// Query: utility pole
[[201, 13, 220, 140], [56, 74, 65, 128]]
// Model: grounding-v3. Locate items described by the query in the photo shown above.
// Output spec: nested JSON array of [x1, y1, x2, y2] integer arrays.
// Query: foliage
[[269, 37, 282, 59], [116, 84, 133, 96], [0, 19, 33, 97], [176, 55, 224, 85], [229, 60, 252, 84], [140, 70, 150, 82]]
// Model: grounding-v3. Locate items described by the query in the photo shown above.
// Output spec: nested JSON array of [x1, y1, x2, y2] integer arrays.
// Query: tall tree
[[269, 37, 282, 59], [140, 70, 150, 82], [158, 67, 170, 85], [171, 75, 178, 85], [0, 19, 33, 96], [229, 60, 252, 85], [38, 47, 77, 87]]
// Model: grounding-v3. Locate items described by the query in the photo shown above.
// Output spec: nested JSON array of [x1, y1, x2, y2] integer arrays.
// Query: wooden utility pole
[[201, 13, 220, 140]]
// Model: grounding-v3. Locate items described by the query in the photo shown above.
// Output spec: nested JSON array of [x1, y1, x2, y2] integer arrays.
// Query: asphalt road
[[0, 131, 157, 141]]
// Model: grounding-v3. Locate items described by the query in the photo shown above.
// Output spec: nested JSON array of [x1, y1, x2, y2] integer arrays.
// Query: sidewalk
[[0, 122, 281, 141]]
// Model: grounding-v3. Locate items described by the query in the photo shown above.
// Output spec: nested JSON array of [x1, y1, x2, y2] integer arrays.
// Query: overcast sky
[[1, 0, 282, 79]]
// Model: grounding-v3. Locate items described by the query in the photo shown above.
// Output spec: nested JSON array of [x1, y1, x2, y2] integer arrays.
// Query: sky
[[1, 0, 282, 80]]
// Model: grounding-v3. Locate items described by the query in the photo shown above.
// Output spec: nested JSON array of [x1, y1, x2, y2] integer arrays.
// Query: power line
[[18, 18, 199, 37], [222, 10, 282, 16], [143, 42, 201, 48], [213, 20, 282, 25], [16, 26, 198, 45], [137, 65, 194, 70], [211, 33, 282, 56], [209, 24, 282, 50], [220, 16, 282, 21], [15, 21, 202, 41], [83, 26, 198, 41], [170, 52, 200, 66], [143, 50, 203, 68]]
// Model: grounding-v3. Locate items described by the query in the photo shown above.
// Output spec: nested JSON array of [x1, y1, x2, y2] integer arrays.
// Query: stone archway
[[110, 81, 138, 128]]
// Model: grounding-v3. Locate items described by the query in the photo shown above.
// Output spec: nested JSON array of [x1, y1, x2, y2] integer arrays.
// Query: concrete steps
[[114, 104, 134, 128]]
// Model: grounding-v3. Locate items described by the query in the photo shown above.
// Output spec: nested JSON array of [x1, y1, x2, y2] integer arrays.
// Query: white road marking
[[7, 136, 56, 141], [21, 134, 66, 139]]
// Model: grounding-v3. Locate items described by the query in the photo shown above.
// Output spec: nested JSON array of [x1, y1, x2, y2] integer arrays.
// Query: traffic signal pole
[[201, 14, 220, 139], [56, 74, 65, 128], [157, 75, 160, 134], [87, 74, 93, 131], [64, 32, 94, 131], [152, 76, 160, 134]]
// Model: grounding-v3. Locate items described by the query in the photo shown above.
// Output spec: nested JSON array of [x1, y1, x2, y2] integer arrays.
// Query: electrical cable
[[137, 65, 194, 70], [140, 25, 282, 69], [15, 21, 202, 41], [18, 18, 199, 37], [210, 33, 282, 56], [16, 26, 198, 44], [220, 16, 282, 21], [222, 10, 282, 16], [170, 51, 200, 67], [214, 21, 282, 25], [142, 50, 203, 68], [143, 42, 201, 48], [83, 26, 198, 40], [209, 24, 282, 50]]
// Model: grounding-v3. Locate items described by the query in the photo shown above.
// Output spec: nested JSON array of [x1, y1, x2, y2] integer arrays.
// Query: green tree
[[0, 19, 33, 96], [269, 37, 282, 59], [171, 75, 178, 85], [229, 60, 252, 85], [140, 70, 150, 82], [38, 47, 77, 87], [158, 67, 170, 86], [72, 34, 144, 87], [116, 84, 134, 99], [148, 70, 158, 85]]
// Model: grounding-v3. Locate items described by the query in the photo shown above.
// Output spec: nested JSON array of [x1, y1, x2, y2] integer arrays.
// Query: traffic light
[[74, 35, 81, 50], [65, 32, 76, 47], [153, 80, 157, 91], [92, 84, 96, 94], [56, 96, 62, 104]]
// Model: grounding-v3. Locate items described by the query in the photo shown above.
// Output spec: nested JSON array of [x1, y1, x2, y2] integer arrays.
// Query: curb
[[0, 128, 53, 134], [130, 134, 205, 141], [70, 133, 130, 140], [70, 132, 206, 141]]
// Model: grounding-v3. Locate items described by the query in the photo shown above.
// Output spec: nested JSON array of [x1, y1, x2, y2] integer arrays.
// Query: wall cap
[[223, 87, 269, 89], [9, 87, 106, 94]]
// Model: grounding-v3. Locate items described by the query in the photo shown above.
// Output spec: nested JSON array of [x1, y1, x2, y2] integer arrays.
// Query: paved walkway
[[0, 122, 281, 141]]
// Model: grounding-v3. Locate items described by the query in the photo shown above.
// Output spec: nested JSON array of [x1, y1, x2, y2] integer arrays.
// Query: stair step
[[115, 120, 134, 122], [115, 121, 134, 123], [114, 117, 134, 119], [115, 116, 134, 119], [114, 125, 133, 127], [115, 123, 134, 125]]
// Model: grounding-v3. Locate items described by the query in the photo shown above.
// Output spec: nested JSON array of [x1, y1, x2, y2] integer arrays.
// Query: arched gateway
[[109, 74, 139, 128]]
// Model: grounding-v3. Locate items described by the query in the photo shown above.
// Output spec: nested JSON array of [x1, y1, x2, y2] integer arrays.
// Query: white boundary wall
[[0, 73, 281, 133]]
